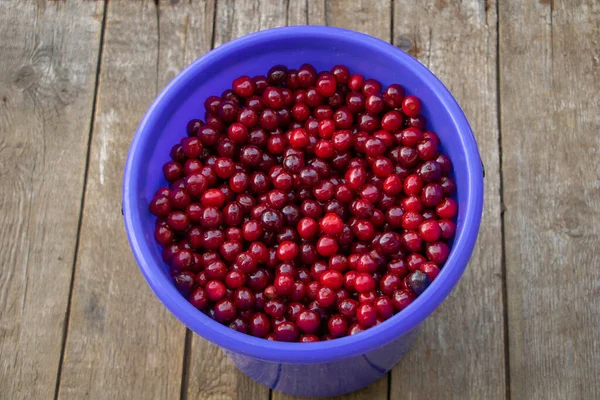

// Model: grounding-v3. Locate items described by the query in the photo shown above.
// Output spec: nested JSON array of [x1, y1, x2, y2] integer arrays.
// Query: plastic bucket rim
[[123, 25, 484, 364]]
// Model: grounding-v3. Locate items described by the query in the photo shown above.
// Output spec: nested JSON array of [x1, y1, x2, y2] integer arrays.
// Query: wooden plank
[[272, 2, 393, 399], [212, 0, 288, 47], [499, 1, 600, 398], [287, 0, 326, 26], [182, 1, 283, 399], [0, 2, 104, 399], [389, 2, 506, 399], [156, 0, 215, 88], [327, 0, 391, 41], [56, 1, 215, 398], [272, 373, 388, 400]]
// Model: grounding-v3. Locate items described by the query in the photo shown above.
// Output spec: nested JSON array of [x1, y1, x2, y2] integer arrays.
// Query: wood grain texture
[[0, 1, 594, 399], [499, 1, 600, 398], [213, 0, 288, 48], [389, 2, 507, 399], [157, 0, 216, 88], [287, 0, 326, 26], [327, 0, 391, 41], [0, 2, 104, 399], [182, 1, 282, 399], [56, 1, 208, 399], [272, 371, 389, 400]]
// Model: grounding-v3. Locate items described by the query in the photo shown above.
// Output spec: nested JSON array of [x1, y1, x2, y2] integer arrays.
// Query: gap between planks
[[53, 2, 109, 399], [495, 1, 511, 399]]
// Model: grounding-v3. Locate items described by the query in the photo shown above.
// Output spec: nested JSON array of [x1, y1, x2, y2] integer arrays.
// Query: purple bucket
[[123, 26, 484, 398]]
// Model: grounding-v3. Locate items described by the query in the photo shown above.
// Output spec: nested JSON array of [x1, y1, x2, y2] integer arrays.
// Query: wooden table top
[[1, 1, 598, 399]]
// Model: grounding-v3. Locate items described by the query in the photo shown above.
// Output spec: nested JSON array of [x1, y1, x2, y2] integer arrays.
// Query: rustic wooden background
[[0, 0, 598, 399]]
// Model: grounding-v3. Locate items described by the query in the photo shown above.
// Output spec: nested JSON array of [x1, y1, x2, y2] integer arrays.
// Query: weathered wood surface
[[390, 1, 506, 399], [0, 2, 104, 399], [57, 1, 192, 399], [287, 0, 326, 26], [1, 0, 599, 399], [499, 1, 600, 398]]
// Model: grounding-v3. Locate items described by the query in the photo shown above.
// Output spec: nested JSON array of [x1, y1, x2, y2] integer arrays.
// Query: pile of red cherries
[[150, 64, 458, 342]]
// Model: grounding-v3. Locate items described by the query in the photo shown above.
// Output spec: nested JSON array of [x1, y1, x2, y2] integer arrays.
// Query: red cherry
[[356, 304, 377, 327], [402, 95, 422, 117], [319, 213, 344, 235], [277, 241, 299, 261], [296, 310, 320, 334], [316, 235, 339, 257], [320, 270, 343, 290]]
